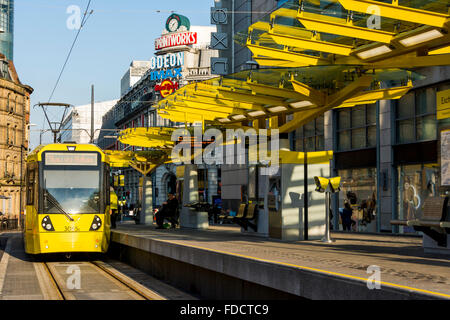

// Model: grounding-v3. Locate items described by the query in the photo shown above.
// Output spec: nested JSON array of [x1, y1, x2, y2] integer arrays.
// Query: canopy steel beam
[[297, 11, 395, 43], [188, 85, 290, 107], [247, 44, 328, 66], [338, 0, 449, 28], [279, 75, 374, 133], [290, 80, 327, 106], [268, 33, 354, 56]]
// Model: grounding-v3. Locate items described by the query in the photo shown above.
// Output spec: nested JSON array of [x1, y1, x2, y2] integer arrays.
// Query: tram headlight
[[90, 215, 102, 231], [41, 216, 55, 232]]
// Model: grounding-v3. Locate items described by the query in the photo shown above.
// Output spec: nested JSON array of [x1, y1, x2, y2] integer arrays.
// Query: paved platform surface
[[112, 224, 450, 299]]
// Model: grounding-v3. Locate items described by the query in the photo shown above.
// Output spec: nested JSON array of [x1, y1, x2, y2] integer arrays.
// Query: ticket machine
[[265, 150, 333, 241]]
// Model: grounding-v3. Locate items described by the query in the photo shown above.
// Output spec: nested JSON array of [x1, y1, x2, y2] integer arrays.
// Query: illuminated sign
[[437, 89, 450, 120], [45, 153, 98, 166], [150, 68, 182, 81], [150, 52, 183, 71], [155, 32, 197, 50], [155, 79, 179, 98], [149, 52, 184, 81]]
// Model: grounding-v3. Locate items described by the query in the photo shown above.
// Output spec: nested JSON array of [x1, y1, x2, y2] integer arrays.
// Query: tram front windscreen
[[41, 152, 102, 215], [42, 169, 101, 215]]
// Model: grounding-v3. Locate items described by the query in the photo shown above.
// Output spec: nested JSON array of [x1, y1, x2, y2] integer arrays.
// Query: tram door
[[268, 176, 282, 239]]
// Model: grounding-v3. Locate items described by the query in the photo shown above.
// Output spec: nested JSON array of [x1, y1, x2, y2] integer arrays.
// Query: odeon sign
[[149, 52, 184, 81]]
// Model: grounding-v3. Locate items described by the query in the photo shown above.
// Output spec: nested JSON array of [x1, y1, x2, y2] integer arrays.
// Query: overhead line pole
[[91, 85, 95, 143]]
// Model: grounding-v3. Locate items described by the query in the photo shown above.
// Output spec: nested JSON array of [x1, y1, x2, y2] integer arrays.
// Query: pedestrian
[[340, 202, 353, 231], [155, 193, 179, 229], [110, 188, 118, 229]]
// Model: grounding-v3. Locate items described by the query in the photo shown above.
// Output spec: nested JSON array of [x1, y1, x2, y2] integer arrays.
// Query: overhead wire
[[40, 0, 94, 140], [47, 0, 93, 103]]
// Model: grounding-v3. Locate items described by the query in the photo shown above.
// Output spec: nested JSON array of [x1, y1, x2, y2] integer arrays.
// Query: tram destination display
[[45, 153, 98, 166]]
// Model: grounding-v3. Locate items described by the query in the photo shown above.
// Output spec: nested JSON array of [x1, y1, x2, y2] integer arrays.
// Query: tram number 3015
[[64, 226, 80, 232]]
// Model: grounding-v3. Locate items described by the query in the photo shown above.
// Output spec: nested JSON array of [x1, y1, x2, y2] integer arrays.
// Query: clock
[[165, 13, 190, 33], [167, 17, 180, 32]]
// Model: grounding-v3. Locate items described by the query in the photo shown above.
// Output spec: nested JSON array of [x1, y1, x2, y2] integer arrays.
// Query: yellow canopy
[[246, 2, 450, 69], [105, 150, 147, 168], [154, 70, 413, 133], [118, 127, 176, 149]]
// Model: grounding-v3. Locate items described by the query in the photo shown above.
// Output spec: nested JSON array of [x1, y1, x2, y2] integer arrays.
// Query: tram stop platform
[[110, 224, 450, 300]]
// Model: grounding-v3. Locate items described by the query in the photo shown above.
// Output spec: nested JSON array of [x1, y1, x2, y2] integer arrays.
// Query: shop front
[[393, 80, 450, 235], [338, 167, 378, 233]]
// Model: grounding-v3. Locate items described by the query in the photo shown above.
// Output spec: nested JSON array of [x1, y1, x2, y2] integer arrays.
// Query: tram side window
[[26, 168, 35, 205]]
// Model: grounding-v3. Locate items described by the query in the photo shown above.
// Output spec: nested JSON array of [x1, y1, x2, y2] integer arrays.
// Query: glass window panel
[[304, 121, 315, 137], [397, 92, 414, 119], [338, 167, 377, 233], [338, 131, 351, 151], [338, 109, 351, 130], [315, 115, 324, 135], [316, 135, 324, 151], [296, 127, 303, 139], [295, 138, 304, 152], [415, 88, 435, 116], [352, 106, 365, 128], [398, 164, 440, 234], [366, 104, 376, 125], [416, 115, 436, 141], [305, 137, 315, 152], [352, 128, 366, 149], [367, 126, 377, 148], [397, 119, 415, 144]]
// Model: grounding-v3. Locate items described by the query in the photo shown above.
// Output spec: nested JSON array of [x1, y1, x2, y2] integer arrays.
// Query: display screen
[[45, 153, 98, 166]]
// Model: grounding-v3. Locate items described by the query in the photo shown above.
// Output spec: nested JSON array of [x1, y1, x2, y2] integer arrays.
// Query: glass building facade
[[0, 0, 13, 61]]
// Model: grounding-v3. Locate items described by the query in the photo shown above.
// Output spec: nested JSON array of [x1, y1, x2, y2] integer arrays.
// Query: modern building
[[211, 0, 450, 235], [211, 0, 278, 74], [121, 61, 152, 97], [59, 100, 118, 144], [98, 13, 219, 207], [0, 54, 33, 220], [0, 0, 13, 61]]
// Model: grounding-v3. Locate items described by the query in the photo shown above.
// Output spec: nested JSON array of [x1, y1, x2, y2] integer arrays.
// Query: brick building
[[0, 54, 33, 220]]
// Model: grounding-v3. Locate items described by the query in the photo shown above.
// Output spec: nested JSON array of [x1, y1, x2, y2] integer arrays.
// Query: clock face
[[168, 18, 179, 32]]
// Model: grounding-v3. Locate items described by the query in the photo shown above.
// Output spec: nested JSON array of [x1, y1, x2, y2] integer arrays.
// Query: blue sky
[[14, 0, 213, 147]]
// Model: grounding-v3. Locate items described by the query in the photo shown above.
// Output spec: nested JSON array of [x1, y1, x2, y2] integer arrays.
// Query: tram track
[[38, 260, 164, 300]]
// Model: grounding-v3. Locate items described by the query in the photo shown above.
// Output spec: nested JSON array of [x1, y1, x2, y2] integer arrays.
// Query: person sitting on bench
[[156, 193, 179, 229]]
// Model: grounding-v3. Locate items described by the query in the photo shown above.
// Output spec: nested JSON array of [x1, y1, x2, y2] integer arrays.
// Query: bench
[[219, 203, 259, 231], [218, 203, 247, 221], [391, 196, 449, 247]]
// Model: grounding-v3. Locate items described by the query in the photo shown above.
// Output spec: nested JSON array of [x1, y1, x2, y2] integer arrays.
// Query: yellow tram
[[24, 144, 111, 255]]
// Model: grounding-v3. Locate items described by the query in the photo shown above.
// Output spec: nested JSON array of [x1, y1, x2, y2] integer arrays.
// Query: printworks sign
[[155, 32, 197, 50]]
